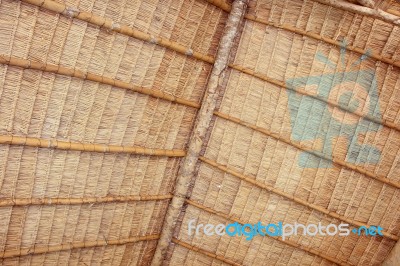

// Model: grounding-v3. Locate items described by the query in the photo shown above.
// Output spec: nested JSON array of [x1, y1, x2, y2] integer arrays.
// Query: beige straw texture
[[0, 0, 227, 264], [0, 0, 399, 265], [168, 0, 400, 265]]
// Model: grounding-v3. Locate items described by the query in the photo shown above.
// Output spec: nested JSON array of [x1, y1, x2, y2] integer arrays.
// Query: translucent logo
[[285, 41, 382, 168]]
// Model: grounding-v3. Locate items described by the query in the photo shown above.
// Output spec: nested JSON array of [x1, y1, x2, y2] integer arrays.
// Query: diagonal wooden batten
[[243, 16, 400, 69], [228, 65, 400, 132], [185, 199, 351, 266], [0, 55, 200, 109], [0, 234, 159, 259], [20, 0, 215, 64], [0, 195, 173, 207], [199, 156, 399, 241], [150, 1, 249, 265], [0, 135, 185, 157], [204, 0, 400, 26], [313, 0, 400, 26], [203, 0, 400, 69], [172, 238, 242, 266], [214, 111, 400, 190], [17, 0, 399, 131], [230, 63, 400, 135]]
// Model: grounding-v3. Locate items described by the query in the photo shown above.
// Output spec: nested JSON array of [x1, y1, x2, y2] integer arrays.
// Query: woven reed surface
[[1, 0, 399, 265], [0, 0, 227, 264], [170, 0, 400, 265]]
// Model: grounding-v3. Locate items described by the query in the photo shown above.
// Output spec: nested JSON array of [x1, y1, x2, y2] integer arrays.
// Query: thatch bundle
[[0, 0, 399, 265]]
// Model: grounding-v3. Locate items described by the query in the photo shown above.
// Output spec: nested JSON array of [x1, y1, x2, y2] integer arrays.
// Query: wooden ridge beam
[[203, 0, 400, 69], [151, 1, 249, 265]]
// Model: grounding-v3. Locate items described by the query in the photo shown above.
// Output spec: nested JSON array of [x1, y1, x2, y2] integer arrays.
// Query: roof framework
[[0, 0, 399, 265]]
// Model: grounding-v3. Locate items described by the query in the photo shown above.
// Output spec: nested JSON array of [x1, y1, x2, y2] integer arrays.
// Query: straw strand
[[199, 156, 399, 241], [203, 0, 400, 69], [0, 55, 200, 108], [185, 199, 351, 266], [228, 65, 400, 132], [0, 194, 172, 207], [0, 234, 159, 259], [20, 0, 215, 64], [204, 0, 400, 26], [0, 135, 186, 157], [172, 238, 242, 266], [214, 111, 400, 189], [244, 16, 400, 69]]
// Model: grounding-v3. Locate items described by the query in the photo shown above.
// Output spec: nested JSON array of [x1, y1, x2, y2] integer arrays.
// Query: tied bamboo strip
[[172, 238, 242, 266], [244, 16, 400, 69], [0, 234, 159, 259], [0, 194, 172, 207], [0, 135, 185, 157], [0, 55, 200, 109], [20, 0, 214, 64], [314, 0, 400, 26], [228, 65, 400, 132], [203, 0, 400, 69], [204, 0, 400, 26], [185, 199, 350, 266], [214, 111, 400, 189], [151, 1, 249, 265], [199, 156, 399, 241]]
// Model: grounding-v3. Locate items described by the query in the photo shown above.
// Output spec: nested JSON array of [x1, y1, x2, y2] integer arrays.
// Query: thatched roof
[[0, 0, 399, 265]]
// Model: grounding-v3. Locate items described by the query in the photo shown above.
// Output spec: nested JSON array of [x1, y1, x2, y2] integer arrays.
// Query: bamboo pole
[[243, 16, 400, 69], [0, 194, 172, 207], [199, 156, 399, 241], [228, 65, 400, 132], [0, 234, 159, 259], [20, 0, 214, 64], [150, 1, 249, 265], [185, 199, 351, 266], [204, 2, 400, 134], [314, 0, 400, 26], [214, 111, 400, 189], [0, 55, 200, 109], [204, 0, 400, 26], [203, 0, 400, 69], [172, 238, 242, 266], [0, 135, 185, 157]]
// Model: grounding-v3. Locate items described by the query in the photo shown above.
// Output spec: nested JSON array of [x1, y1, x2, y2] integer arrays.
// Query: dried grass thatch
[[0, 0, 399, 265]]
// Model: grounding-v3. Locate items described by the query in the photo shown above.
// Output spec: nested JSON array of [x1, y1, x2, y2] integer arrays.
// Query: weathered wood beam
[[150, 1, 249, 265]]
